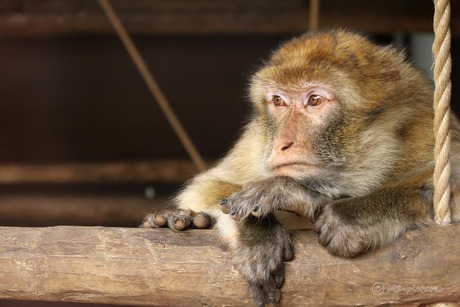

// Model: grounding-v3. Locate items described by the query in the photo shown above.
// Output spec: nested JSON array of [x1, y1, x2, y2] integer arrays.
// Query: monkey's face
[[249, 33, 357, 180], [263, 84, 342, 179]]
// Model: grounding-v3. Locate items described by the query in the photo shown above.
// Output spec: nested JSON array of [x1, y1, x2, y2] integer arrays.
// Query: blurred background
[[0, 0, 459, 306]]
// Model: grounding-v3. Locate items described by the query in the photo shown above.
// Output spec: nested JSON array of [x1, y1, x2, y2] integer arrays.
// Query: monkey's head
[[250, 30, 434, 190]]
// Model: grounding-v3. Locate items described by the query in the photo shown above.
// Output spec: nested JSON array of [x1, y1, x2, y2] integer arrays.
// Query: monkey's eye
[[307, 94, 325, 107], [272, 95, 287, 107]]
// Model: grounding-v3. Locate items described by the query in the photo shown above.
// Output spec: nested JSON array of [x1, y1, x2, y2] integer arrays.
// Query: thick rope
[[98, 0, 207, 172], [432, 0, 452, 224]]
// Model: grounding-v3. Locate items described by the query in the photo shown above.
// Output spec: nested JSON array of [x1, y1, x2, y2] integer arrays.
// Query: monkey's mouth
[[271, 162, 319, 176]]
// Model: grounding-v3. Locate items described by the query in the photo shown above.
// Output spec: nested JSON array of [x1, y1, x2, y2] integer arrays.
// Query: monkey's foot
[[140, 210, 214, 231]]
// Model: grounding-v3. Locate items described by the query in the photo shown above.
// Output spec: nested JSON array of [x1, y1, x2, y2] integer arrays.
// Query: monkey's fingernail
[[173, 218, 187, 231], [284, 248, 294, 261], [220, 202, 230, 214], [192, 213, 211, 228], [153, 213, 167, 227], [251, 206, 263, 217], [231, 215, 240, 221]]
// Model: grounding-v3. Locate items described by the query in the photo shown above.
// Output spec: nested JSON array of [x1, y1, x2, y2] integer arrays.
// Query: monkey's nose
[[280, 142, 294, 151]]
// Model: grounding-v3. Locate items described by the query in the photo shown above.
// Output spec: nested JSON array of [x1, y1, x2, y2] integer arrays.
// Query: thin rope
[[309, 0, 320, 31], [98, 0, 207, 172], [432, 0, 452, 224]]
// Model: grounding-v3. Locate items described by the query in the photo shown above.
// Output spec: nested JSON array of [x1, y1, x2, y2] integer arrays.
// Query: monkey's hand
[[314, 201, 378, 257], [235, 214, 294, 306], [314, 188, 431, 257], [220, 176, 316, 220]]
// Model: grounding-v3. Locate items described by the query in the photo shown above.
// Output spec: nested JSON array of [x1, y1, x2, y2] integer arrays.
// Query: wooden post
[[0, 225, 459, 306]]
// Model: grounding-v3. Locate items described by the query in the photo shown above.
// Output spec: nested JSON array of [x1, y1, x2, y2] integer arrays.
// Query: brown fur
[[144, 30, 460, 306]]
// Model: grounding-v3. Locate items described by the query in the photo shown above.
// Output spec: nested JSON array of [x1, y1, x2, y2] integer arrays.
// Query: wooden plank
[[0, 194, 166, 227], [0, 0, 458, 37], [0, 224, 458, 306], [0, 160, 206, 184]]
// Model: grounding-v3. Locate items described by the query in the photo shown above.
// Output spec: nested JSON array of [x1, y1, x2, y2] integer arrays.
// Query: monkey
[[141, 30, 460, 306]]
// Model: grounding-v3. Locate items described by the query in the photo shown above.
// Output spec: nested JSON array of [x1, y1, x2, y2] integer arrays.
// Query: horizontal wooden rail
[[0, 160, 208, 185], [0, 225, 459, 306], [1, 0, 458, 37], [0, 194, 165, 227]]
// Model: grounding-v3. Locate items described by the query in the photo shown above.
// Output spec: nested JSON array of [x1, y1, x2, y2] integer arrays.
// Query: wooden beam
[[0, 194, 166, 227], [0, 160, 206, 185], [0, 225, 458, 306], [0, 0, 458, 37]]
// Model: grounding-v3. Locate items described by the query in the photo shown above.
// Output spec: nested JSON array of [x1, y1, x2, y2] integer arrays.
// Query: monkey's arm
[[175, 121, 270, 214], [220, 176, 339, 220], [314, 186, 433, 257], [142, 121, 268, 230], [220, 176, 435, 258]]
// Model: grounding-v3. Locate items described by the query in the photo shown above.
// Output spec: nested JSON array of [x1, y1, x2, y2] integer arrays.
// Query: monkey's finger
[[167, 214, 192, 231], [191, 212, 214, 228], [272, 266, 285, 289], [230, 214, 240, 221], [251, 205, 262, 217], [140, 214, 156, 228], [153, 212, 168, 227], [262, 276, 281, 304], [219, 199, 231, 214], [283, 241, 295, 261], [140, 212, 168, 228], [248, 281, 265, 307], [316, 227, 334, 248]]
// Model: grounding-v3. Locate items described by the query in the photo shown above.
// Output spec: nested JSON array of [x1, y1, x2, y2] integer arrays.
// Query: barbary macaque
[[142, 30, 460, 306]]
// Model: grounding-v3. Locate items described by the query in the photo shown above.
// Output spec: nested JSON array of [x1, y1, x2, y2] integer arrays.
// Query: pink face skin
[[265, 84, 337, 178]]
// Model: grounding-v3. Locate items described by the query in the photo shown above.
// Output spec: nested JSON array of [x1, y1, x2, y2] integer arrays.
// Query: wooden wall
[[0, 35, 295, 162], [0, 0, 459, 229], [1, 34, 458, 163]]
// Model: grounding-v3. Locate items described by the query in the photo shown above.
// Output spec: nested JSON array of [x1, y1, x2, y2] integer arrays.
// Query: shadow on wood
[[0, 224, 459, 306]]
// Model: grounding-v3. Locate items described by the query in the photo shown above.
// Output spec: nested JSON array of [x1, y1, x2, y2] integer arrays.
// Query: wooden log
[[0, 160, 207, 184], [0, 225, 459, 306], [0, 0, 458, 37]]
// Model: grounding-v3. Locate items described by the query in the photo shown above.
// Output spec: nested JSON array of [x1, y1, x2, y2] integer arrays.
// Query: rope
[[432, 0, 452, 224], [98, 0, 207, 172], [309, 0, 320, 31]]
